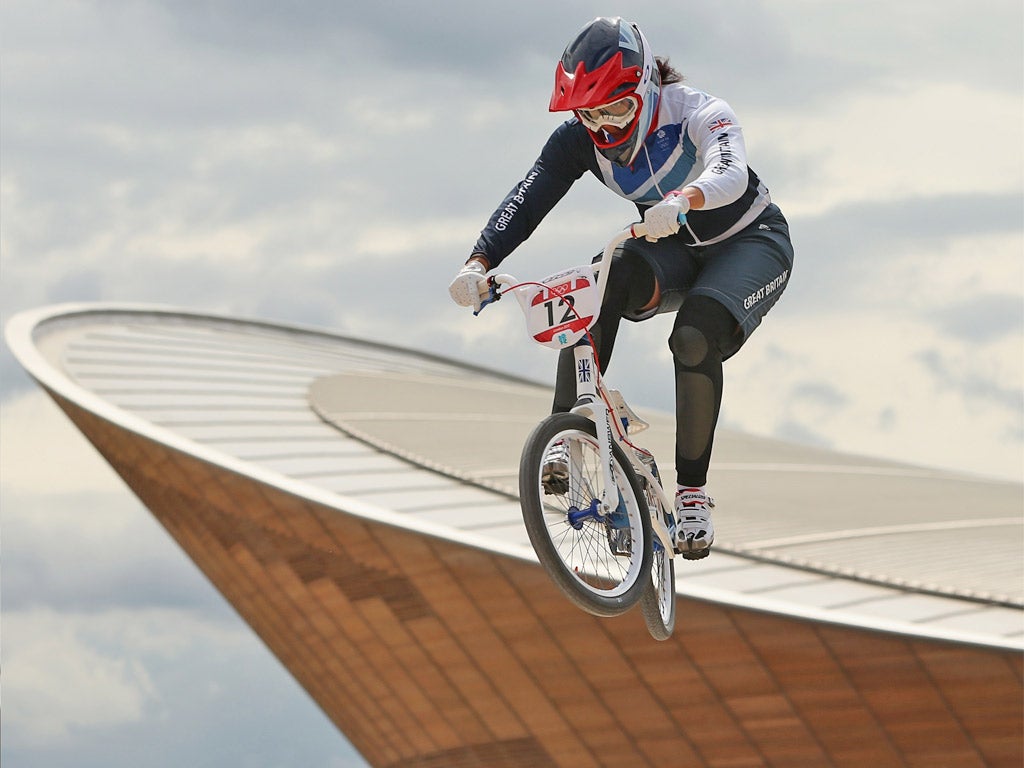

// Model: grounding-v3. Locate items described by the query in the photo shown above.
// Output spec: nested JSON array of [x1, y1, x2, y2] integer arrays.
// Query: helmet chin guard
[[549, 17, 661, 166]]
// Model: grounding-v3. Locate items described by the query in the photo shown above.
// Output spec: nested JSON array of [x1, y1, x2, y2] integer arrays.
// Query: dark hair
[[656, 56, 684, 85]]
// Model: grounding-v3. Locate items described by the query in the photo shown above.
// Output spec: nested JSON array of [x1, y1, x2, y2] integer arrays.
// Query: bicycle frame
[[484, 223, 677, 560], [570, 339, 676, 557]]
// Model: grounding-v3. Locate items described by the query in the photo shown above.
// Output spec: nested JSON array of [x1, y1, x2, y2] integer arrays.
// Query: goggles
[[576, 96, 639, 132]]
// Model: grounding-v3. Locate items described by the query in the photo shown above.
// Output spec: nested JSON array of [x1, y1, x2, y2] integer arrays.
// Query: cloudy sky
[[2, 1, 1021, 765]]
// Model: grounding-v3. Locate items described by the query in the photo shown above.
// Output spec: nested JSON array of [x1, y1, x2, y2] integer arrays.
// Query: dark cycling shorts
[[618, 203, 794, 359]]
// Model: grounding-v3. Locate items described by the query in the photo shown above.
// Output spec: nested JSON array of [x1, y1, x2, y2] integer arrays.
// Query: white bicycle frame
[[488, 223, 677, 559]]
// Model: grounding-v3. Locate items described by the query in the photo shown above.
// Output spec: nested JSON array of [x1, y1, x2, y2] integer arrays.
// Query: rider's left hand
[[448, 259, 489, 311], [643, 190, 691, 241]]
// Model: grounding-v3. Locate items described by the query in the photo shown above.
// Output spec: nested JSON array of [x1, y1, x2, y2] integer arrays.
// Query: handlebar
[[595, 222, 649, 305], [628, 221, 650, 239], [473, 221, 650, 316]]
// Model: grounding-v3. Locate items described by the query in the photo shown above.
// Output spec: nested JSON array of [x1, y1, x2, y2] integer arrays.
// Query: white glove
[[643, 190, 691, 241], [448, 259, 489, 311]]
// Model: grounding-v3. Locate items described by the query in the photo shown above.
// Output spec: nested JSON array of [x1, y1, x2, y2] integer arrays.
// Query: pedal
[[680, 547, 711, 561], [541, 466, 569, 495], [605, 500, 633, 556], [675, 531, 713, 559], [606, 527, 633, 557], [674, 525, 714, 559]]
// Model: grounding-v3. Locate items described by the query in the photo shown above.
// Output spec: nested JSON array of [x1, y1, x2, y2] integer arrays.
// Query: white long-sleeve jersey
[[473, 83, 772, 266]]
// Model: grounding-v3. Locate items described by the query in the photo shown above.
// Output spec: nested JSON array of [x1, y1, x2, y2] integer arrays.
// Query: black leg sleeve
[[668, 295, 741, 487]]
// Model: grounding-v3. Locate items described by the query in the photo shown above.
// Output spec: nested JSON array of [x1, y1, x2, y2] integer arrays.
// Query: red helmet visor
[[549, 51, 643, 112]]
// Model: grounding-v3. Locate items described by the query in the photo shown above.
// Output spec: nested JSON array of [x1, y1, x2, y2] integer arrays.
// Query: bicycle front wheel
[[519, 413, 652, 617]]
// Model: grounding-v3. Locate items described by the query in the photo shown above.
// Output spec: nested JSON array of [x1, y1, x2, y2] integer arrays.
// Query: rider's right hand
[[642, 190, 691, 242], [448, 259, 489, 311]]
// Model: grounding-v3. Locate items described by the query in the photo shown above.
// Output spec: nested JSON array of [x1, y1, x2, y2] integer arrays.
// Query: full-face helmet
[[549, 17, 660, 166]]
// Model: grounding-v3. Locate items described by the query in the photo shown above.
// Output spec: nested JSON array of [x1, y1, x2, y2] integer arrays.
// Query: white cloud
[[3, 609, 158, 746], [353, 217, 482, 259], [749, 82, 1024, 216], [0, 391, 125, 495], [723, 309, 1023, 481]]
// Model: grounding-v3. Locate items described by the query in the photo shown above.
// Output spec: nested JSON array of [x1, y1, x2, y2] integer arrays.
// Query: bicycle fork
[[569, 342, 622, 524], [570, 341, 676, 557]]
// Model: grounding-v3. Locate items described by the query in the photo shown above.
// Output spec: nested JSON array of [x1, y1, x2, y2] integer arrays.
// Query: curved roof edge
[[7, 302, 1023, 651]]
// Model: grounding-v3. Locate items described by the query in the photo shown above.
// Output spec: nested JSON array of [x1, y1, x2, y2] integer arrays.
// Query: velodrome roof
[[9, 303, 1022, 650]]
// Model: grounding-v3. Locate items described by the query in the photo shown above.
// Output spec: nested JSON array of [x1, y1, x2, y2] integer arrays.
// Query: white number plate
[[512, 266, 602, 349]]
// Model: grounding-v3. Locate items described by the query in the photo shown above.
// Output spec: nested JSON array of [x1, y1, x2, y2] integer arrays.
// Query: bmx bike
[[476, 222, 684, 641]]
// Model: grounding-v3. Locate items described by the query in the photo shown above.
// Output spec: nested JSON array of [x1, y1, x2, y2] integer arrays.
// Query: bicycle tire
[[638, 474, 677, 640], [639, 539, 677, 640], [519, 412, 652, 617]]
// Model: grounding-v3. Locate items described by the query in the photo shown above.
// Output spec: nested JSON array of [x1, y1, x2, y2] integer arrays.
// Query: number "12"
[[545, 295, 575, 326]]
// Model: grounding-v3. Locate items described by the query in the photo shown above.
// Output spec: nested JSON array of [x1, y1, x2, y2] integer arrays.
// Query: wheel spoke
[[519, 414, 651, 616]]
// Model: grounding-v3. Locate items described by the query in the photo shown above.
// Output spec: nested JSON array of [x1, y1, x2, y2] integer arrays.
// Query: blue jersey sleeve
[[471, 121, 595, 268]]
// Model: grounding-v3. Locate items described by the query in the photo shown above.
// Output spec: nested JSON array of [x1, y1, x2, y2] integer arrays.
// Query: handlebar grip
[[629, 221, 649, 238]]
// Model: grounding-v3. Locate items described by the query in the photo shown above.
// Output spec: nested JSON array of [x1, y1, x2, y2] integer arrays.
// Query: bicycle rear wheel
[[638, 475, 677, 640], [519, 413, 651, 617], [640, 540, 677, 640]]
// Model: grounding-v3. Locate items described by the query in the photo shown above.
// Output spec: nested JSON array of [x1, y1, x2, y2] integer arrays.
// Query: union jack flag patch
[[708, 118, 733, 132], [577, 359, 591, 383]]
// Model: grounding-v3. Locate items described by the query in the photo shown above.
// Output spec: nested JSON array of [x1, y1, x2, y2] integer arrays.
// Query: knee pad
[[669, 325, 709, 368]]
